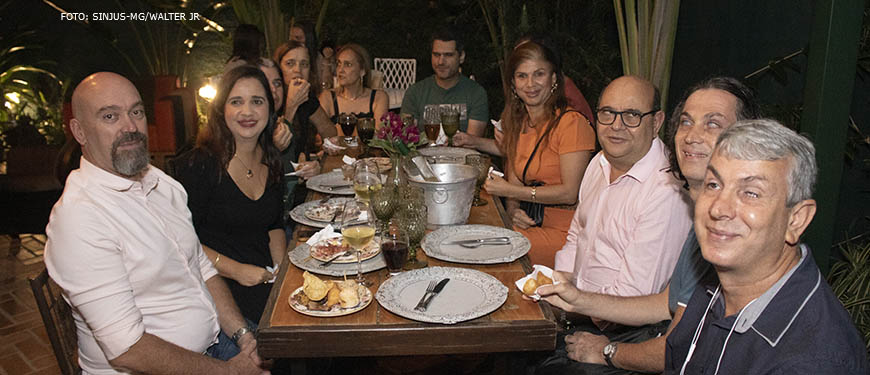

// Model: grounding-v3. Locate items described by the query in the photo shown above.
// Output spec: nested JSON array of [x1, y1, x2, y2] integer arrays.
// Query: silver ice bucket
[[408, 163, 476, 227]]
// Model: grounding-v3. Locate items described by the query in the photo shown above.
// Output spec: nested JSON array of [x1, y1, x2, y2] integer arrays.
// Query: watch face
[[604, 343, 616, 356]]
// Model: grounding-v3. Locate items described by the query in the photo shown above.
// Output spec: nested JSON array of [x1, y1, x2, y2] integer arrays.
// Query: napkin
[[265, 264, 279, 283], [284, 161, 301, 176], [305, 224, 342, 246], [323, 137, 346, 151], [488, 166, 505, 178], [515, 265, 560, 301], [491, 119, 503, 132]]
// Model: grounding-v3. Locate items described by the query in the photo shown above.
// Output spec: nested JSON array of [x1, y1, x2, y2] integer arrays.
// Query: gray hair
[[715, 119, 816, 206]]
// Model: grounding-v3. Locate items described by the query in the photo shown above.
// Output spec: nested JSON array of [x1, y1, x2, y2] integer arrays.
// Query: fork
[[413, 281, 438, 310], [320, 250, 354, 266]]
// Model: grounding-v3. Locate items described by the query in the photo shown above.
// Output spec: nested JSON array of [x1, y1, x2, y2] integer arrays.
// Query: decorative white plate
[[288, 243, 386, 277], [418, 147, 480, 164], [375, 266, 507, 324], [309, 237, 381, 264], [289, 197, 355, 228], [307, 170, 354, 195], [288, 284, 373, 317], [422, 225, 531, 264]]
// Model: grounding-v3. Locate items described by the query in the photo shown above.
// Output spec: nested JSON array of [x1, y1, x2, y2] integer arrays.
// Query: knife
[[444, 237, 510, 245], [416, 278, 450, 311], [323, 183, 352, 190]]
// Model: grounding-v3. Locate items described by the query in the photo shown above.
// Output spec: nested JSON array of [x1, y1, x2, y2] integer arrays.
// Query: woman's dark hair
[[498, 40, 570, 168], [664, 76, 762, 182], [273, 40, 320, 96], [196, 65, 282, 184], [229, 24, 265, 63]]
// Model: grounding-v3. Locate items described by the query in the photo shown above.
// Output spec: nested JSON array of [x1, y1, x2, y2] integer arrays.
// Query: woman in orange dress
[[484, 40, 595, 267]]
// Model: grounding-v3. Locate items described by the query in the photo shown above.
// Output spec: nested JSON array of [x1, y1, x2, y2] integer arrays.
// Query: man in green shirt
[[401, 29, 488, 136]]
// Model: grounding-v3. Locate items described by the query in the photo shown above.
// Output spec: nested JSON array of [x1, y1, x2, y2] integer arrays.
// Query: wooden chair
[[29, 268, 81, 375]]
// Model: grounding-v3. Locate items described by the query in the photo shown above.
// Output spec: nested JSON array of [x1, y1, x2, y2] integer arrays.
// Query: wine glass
[[353, 159, 382, 202], [370, 183, 397, 235], [338, 112, 358, 146], [357, 117, 376, 156], [440, 105, 460, 146], [398, 202, 428, 270], [381, 219, 409, 277], [465, 154, 491, 206], [423, 105, 441, 146], [341, 199, 375, 286]]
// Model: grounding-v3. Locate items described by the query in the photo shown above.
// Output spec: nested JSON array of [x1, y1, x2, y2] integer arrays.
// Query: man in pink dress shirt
[[44, 72, 268, 374], [553, 76, 692, 298]]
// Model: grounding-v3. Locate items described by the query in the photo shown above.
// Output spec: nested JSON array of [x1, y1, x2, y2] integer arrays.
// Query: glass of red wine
[[338, 112, 358, 147], [381, 219, 409, 276]]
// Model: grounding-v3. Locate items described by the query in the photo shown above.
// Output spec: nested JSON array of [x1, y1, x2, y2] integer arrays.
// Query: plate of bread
[[289, 271, 373, 317]]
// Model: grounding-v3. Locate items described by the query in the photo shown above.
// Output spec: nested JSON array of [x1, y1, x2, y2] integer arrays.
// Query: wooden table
[[256, 154, 557, 370]]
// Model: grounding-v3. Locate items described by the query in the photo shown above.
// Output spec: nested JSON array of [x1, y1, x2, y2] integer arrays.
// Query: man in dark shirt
[[665, 119, 868, 374]]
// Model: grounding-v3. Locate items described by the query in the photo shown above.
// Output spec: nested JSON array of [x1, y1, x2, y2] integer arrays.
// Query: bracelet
[[214, 254, 221, 266], [282, 116, 292, 127], [531, 186, 537, 202]]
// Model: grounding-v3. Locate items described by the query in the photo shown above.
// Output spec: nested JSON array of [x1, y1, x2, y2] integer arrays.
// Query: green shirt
[[401, 75, 488, 132]]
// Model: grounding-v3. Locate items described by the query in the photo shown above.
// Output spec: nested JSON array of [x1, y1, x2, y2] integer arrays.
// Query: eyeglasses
[[596, 109, 657, 128]]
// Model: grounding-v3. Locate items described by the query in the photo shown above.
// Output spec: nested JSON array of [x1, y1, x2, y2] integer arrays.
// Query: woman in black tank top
[[318, 43, 388, 135]]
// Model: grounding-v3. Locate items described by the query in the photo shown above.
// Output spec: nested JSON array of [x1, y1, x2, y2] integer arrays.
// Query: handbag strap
[[521, 110, 578, 185]]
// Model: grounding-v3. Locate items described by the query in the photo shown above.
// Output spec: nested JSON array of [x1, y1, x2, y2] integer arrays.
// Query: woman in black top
[[172, 66, 285, 322], [318, 43, 388, 132]]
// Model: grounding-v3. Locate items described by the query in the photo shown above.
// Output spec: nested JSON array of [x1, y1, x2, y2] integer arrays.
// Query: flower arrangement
[[368, 112, 428, 156]]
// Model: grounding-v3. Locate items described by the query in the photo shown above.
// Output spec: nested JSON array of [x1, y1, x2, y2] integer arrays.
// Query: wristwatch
[[231, 326, 252, 344], [603, 342, 618, 367]]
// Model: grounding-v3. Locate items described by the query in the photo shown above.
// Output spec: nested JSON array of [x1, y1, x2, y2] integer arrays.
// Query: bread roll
[[339, 286, 360, 308], [325, 283, 341, 308], [537, 273, 553, 286], [522, 278, 539, 296], [302, 271, 330, 301]]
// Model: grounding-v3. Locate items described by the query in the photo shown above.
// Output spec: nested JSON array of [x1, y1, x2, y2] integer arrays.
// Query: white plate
[[375, 266, 507, 324], [288, 284, 373, 317], [307, 170, 354, 195], [422, 225, 531, 264], [288, 243, 386, 277], [289, 197, 355, 228], [418, 147, 480, 164]]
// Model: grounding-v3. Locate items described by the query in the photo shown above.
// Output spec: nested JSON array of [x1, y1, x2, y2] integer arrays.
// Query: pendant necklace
[[234, 154, 254, 178]]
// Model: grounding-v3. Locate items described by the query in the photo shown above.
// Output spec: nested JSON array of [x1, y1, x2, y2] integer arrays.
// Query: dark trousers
[[535, 320, 669, 375]]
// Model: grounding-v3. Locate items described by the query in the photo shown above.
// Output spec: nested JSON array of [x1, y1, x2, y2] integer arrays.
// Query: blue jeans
[[206, 319, 258, 361]]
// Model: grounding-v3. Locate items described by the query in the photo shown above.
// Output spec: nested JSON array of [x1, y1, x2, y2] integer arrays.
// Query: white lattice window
[[374, 58, 416, 90]]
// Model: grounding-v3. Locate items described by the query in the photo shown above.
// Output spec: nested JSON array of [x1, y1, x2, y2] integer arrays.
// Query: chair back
[[29, 268, 81, 375], [373, 58, 416, 91]]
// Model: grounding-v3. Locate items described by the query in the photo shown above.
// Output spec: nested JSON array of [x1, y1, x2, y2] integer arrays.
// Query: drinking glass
[[465, 154, 491, 206], [338, 112, 358, 146], [381, 220, 409, 276], [357, 117, 376, 156], [370, 183, 397, 235], [440, 105, 460, 146], [353, 159, 382, 202], [341, 199, 375, 286], [423, 105, 441, 146], [398, 203, 428, 270]]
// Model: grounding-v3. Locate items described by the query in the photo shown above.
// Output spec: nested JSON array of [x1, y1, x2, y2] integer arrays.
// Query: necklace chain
[[339, 87, 366, 101], [233, 153, 254, 178]]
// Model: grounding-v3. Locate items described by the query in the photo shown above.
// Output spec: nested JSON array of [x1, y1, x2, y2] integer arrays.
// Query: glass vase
[[387, 153, 407, 188]]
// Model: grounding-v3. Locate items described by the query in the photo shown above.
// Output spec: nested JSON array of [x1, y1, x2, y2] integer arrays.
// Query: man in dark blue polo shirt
[[665, 119, 868, 374]]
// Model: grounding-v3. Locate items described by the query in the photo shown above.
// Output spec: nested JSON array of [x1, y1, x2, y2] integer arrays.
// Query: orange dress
[[511, 110, 595, 267]]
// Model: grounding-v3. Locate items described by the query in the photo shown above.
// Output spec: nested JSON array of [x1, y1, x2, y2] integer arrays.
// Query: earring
[[550, 82, 558, 94]]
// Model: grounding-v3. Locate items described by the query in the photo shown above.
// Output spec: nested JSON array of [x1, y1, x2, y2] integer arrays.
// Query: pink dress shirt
[[554, 138, 692, 297], [45, 157, 220, 374]]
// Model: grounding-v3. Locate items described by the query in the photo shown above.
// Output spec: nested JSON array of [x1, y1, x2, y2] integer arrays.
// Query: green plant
[[613, 0, 680, 109], [0, 13, 67, 154], [827, 233, 870, 354]]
